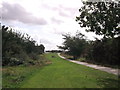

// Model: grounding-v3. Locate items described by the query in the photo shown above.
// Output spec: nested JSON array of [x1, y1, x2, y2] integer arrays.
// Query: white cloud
[[51, 17, 64, 24], [1, 2, 47, 25], [1, 0, 100, 50]]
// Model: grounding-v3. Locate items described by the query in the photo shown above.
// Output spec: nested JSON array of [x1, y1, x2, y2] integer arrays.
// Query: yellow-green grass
[[2, 54, 51, 88], [21, 53, 119, 88]]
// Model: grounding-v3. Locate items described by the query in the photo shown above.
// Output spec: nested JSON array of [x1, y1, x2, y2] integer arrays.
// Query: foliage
[[73, 1, 120, 66], [46, 50, 62, 53], [2, 25, 45, 66], [59, 32, 119, 66], [58, 32, 87, 59], [76, 1, 120, 38], [87, 37, 119, 66], [2, 54, 51, 88]]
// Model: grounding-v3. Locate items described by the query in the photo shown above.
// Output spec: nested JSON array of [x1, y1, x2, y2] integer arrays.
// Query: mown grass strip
[[2, 54, 51, 88], [21, 53, 119, 88]]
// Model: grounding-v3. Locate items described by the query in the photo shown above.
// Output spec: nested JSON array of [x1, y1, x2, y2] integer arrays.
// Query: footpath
[[58, 53, 119, 76]]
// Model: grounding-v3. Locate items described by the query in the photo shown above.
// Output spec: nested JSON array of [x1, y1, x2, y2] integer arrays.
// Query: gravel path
[[58, 53, 120, 75]]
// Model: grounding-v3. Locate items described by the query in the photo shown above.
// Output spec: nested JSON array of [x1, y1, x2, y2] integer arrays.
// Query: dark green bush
[[87, 37, 119, 66], [29, 52, 39, 60], [2, 25, 45, 66]]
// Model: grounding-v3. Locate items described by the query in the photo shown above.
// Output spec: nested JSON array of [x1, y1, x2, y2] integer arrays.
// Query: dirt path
[[58, 53, 120, 75]]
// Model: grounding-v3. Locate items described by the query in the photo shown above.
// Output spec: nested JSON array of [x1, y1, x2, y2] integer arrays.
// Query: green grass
[[3, 65, 39, 88], [2, 54, 51, 88], [20, 53, 119, 88]]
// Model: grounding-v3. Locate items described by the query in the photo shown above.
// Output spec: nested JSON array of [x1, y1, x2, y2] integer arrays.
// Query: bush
[[2, 25, 45, 66], [78, 57, 86, 62], [87, 37, 119, 66], [29, 52, 39, 60], [9, 58, 23, 66], [2, 57, 23, 66], [2, 57, 10, 66]]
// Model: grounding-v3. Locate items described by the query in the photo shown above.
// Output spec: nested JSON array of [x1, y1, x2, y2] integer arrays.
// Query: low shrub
[[9, 58, 23, 66], [29, 52, 39, 60], [2, 57, 23, 66], [78, 57, 86, 62]]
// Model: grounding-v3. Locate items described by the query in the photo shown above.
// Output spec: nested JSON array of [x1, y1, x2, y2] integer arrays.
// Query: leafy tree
[[76, 1, 120, 38], [39, 44, 45, 53], [88, 37, 119, 65], [58, 32, 87, 59]]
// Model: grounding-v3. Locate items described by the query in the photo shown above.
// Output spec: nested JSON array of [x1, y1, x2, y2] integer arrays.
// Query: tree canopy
[[2, 25, 45, 66], [58, 32, 87, 59], [76, 1, 120, 38]]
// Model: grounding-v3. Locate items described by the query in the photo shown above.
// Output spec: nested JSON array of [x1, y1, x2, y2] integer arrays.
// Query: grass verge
[[21, 53, 119, 88], [2, 54, 51, 88]]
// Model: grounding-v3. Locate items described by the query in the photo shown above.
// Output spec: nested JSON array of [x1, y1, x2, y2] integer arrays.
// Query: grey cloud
[[59, 5, 77, 17], [42, 3, 59, 11], [51, 17, 64, 24], [54, 31, 65, 35], [40, 38, 52, 45], [43, 4, 77, 17], [43, 4, 69, 17], [1, 2, 47, 25], [59, 11, 69, 17], [53, 27, 65, 35]]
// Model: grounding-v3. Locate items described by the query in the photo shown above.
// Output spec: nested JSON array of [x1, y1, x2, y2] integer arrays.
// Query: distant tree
[[39, 44, 45, 54], [59, 32, 87, 59], [76, 1, 120, 38], [57, 46, 67, 51], [46, 50, 62, 53]]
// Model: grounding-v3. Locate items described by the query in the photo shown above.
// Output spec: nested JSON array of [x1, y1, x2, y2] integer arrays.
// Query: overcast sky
[[1, 0, 100, 50]]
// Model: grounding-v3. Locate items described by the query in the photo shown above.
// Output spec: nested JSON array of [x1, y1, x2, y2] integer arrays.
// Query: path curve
[[58, 53, 120, 75]]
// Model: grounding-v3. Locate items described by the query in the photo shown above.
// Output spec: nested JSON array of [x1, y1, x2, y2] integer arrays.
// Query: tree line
[[58, 1, 120, 66], [2, 25, 45, 66], [46, 50, 62, 53]]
